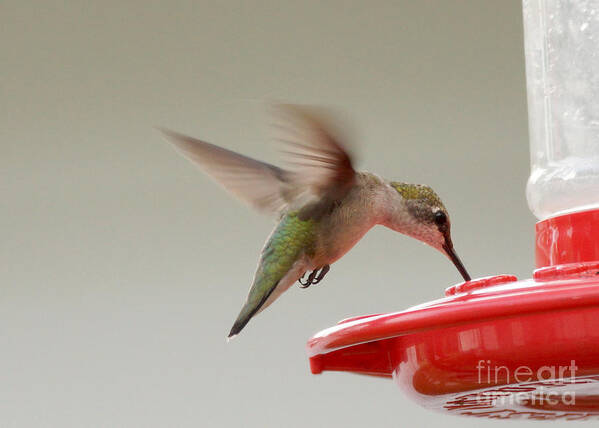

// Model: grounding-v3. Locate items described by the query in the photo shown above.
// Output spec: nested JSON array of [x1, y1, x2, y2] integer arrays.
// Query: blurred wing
[[160, 129, 291, 215], [273, 104, 356, 198]]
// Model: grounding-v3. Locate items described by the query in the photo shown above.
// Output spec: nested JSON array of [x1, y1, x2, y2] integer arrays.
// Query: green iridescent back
[[232, 211, 316, 331], [258, 211, 316, 284]]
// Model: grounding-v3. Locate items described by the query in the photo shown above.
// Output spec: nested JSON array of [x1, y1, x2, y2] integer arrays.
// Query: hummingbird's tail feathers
[[227, 284, 277, 338], [159, 128, 292, 215]]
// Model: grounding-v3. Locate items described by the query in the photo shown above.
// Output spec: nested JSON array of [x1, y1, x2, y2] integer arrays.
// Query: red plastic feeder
[[307, 1, 599, 420], [308, 209, 599, 420]]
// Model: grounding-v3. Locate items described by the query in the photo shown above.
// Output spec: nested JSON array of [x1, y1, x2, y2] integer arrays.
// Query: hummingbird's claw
[[297, 265, 330, 288], [311, 265, 330, 285], [298, 272, 310, 288], [304, 269, 319, 287], [298, 270, 316, 288]]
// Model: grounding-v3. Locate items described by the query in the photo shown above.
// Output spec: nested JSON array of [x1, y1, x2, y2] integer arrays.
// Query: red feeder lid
[[307, 209, 599, 420]]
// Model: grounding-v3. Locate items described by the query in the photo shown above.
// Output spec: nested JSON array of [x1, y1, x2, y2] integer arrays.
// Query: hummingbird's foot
[[298, 272, 310, 288], [297, 265, 330, 288], [311, 265, 330, 285], [298, 269, 318, 288]]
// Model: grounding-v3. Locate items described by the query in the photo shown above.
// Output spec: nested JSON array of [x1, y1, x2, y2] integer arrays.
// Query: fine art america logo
[[476, 360, 578, 407], [441, 361, 599, 420]]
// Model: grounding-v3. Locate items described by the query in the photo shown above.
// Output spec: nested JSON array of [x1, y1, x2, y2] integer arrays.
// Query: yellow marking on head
[[391, 182, 444, 206]]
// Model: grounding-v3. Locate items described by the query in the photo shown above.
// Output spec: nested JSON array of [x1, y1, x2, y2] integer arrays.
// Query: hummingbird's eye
[[434, 211, 447, 226]]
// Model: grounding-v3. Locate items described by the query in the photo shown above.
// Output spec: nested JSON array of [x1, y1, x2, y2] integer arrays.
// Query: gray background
[[3, 0, 572, 427]]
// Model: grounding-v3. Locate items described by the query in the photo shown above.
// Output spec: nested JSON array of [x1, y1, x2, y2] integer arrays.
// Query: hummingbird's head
[[386, 182, 471, 282]]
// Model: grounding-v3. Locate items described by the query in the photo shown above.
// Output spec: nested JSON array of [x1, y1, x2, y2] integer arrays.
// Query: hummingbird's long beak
[[442, 242, 471, 282]]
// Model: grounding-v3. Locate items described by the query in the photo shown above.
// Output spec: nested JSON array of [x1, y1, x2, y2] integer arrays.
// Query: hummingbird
[[161, 105, 470, 338]]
